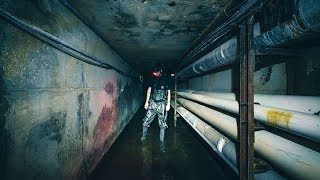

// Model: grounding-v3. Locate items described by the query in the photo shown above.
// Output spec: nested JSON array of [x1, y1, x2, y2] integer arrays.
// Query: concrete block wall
[[0, 0, 142, 179]]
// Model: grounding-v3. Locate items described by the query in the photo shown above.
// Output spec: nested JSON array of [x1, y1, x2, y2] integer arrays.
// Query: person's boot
[[160, 128, 166, 152], [160, 128, 165, 142], [140, 126, 148, 142]]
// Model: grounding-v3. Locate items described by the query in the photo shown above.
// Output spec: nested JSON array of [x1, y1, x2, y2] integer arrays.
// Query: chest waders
[[141, 89, 168, 142]]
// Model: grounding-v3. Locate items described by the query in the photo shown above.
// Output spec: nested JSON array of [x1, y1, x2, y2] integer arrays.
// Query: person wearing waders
[[140, 64, 171, 143]]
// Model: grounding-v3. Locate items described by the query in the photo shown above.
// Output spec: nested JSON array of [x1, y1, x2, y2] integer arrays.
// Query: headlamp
[[152, 71, 161, 77]]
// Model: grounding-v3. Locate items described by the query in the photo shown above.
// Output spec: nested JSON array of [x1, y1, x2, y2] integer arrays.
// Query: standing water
[[89, 108, 237, 180]]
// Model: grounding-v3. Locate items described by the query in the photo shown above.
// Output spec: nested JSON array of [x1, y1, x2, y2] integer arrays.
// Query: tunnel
[[0, 0, 320, 179]]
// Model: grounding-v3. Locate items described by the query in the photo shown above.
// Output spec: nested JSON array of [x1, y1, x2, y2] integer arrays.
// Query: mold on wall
[[0, 0, 143, 179]]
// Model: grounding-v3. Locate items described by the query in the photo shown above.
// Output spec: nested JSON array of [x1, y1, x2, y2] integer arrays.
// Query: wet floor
[[89, 108, 238, 180]]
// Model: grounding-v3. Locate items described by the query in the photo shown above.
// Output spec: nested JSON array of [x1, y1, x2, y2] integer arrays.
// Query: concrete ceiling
[[66, 0, 233, 75]]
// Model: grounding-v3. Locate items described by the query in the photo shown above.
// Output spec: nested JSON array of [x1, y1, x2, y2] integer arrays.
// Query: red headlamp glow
[[152, 72, 160, 77]]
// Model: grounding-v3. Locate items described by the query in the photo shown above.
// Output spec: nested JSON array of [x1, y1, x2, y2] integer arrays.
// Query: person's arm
[[144, 87, 151, 109], [166, 89, 171, 111]]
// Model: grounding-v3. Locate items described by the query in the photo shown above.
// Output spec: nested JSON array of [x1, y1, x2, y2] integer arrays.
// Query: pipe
[[177, 91, 320, 142], [0, 9, 139, 81], [175, 105, 285, 180], [178, 37, 238, 78], [175, 105, 238, 173], [177, 98, 320, 180], [177, 0, 320, 78], [177, 0, 272, 70], [179, 90, 320, 115]]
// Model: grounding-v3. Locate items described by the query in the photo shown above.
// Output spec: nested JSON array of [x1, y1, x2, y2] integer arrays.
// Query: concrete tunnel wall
[[0, 0, 143, 179]]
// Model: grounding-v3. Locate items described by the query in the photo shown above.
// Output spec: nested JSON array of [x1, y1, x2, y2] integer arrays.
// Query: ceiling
[[66, 0, 233, 75]]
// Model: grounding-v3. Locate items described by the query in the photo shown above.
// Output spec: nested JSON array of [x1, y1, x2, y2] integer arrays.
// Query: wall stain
[[25, 112, 67, 178], [114, 11, 138, 28], [266, 110, 292, 128], [77, 92, 91, 137], [27, 112, 67, 146], [104, 82, 115, 95], [86, 102, 118, 172], [259, 67, 272, 85]]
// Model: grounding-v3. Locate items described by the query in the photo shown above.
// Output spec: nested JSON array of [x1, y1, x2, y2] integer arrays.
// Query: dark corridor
[[90, 108, 236, 180], [1, 0, 320, 179]]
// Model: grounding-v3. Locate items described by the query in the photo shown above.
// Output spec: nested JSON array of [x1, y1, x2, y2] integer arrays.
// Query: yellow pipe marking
[[266, 110, 293, 128]]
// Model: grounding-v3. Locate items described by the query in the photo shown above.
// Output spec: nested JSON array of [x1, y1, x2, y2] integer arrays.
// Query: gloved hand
[[144, 102, 149, 110], [166, 104, 170, 111]]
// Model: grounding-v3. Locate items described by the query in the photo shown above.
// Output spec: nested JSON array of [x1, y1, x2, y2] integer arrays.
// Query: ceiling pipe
[[178, 90, 320, 115], [175, 105, 285, 180], [176, 98, 320, 180], [177, 0, 273, 70], [177, 0, 320, 79], [177, 91, 320, 142], [254, 0, 320, 47]]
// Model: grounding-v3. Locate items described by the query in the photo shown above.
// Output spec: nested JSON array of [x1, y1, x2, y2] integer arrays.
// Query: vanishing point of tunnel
[[0, 0, 320, 179]]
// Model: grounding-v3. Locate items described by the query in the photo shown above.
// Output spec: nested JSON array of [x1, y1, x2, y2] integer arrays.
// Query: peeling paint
[[266, 110, 293, 128]]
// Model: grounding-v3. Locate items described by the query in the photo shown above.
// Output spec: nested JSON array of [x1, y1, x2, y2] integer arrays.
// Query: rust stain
[[86, 100, 118, 171], [266, 110, 292, 128]]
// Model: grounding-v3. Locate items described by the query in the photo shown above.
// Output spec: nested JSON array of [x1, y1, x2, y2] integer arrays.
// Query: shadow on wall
[[0, 63, 10, 178]]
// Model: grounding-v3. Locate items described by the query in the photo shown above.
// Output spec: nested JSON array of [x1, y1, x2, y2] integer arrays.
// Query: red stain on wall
[[86, 80, 119, 172], [87, 102, 118, 171], [104, 82, 114, 95]]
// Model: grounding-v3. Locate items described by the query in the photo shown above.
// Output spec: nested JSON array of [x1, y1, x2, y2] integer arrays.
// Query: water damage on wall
[[0, 1, 142, 178], [85, 78, 141, 173], [86, 80, 118, 172], [25, 112, 67, 179]]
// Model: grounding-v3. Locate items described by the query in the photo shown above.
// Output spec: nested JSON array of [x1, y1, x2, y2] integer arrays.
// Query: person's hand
[[166, 104, 170, 111], [144, 102, 149, 110]]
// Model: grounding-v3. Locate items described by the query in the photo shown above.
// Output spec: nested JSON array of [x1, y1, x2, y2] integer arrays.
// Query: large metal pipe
[[175, 105, 238, 173], [179, 90, 320, 115], [178, 0, 320, 78], [177, 91, 320, 142], [177, 98, 320, 180], [176, 105, 285, 180], [178, 37, 238, 78], [254, 0, 320, 47]]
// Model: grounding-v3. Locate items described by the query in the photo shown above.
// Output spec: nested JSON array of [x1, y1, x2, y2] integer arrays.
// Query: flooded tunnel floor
[[89, 108, 237, 180]]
